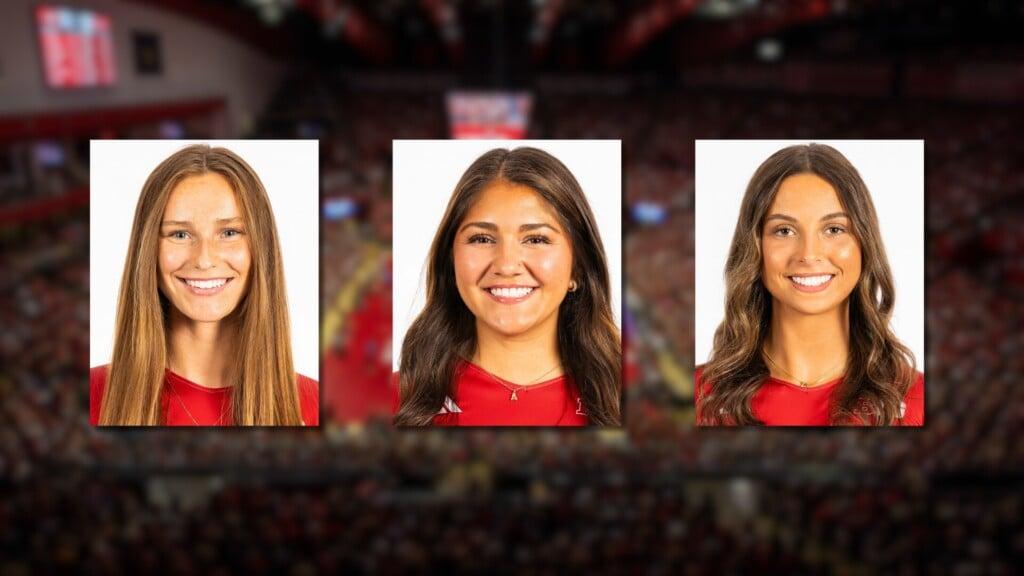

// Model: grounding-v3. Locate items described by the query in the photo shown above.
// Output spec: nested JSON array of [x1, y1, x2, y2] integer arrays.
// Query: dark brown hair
[[395, 147, 621, 425], [698, 143, 916, 425]]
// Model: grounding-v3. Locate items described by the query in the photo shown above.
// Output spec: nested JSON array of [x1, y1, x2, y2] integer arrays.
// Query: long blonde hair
[[99, 144, 302, 425]]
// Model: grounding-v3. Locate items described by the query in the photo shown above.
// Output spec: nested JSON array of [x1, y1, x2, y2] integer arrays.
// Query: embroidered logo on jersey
[[437, 396, 462, 415], [575, 398, 587, 416]]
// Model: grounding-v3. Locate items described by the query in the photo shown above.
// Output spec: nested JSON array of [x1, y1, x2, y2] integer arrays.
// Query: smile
[[485, 286, 536, 303], [178, 277, 233, 295], [788, 274, 834, 293]]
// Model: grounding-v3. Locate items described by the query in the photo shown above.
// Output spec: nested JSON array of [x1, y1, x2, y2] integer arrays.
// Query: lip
[[482, 284, 538, 304], [177, 277, 234, 296], [787, 274, 835, 293]]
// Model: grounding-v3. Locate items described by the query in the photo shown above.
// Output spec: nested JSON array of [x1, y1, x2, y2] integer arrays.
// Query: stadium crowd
[[1, 83, 1022, 573]]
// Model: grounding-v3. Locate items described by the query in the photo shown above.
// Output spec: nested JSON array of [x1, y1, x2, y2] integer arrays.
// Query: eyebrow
[[161, 217, 243, 226], [459, 221, 561, 234], [765, 212, 849, 224]]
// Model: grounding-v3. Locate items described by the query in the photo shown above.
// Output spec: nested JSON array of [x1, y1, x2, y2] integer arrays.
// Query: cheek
[[221, 242, 251, 276], [527, 247, 573, 284], [453, 246, 489, 285], [832, 239, 862, 274], [159, 243, 187, 276], [761, 241, 789, 275]]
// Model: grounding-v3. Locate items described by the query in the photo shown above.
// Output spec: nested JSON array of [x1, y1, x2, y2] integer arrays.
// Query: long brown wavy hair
[[99, 144, 303, 425], [698, 143, 916, 425], [395, 147, 621, 426]]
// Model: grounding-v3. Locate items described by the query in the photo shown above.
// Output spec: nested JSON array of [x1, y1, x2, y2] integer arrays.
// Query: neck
[[766, 300, 850, 385], [167, 310, 238, 389], [473, 321, 563, 385]]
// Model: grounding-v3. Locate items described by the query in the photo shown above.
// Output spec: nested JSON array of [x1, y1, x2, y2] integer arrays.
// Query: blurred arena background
[[1, 0, 1022, 573]]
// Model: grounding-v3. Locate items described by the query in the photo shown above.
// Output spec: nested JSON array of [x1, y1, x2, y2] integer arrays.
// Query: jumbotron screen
[[36, 5, 117, 89], [446, 91, 533, 139]]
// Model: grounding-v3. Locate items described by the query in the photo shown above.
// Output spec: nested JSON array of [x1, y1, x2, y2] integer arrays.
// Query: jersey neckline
[[764, 374, 843, 392], [461, 360, 567, 390], [165, 369, 234, 394]]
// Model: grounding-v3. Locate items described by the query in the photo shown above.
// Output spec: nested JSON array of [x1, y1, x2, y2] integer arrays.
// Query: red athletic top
[[694, 367, 924, 426], [90, 365, 319, 426], [393, 361, 589, 427]]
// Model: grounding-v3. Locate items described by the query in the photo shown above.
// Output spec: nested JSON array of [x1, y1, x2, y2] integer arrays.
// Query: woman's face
[[761, 173, 862, 316], [453, 180, 574, 340], [158, 173, 251, 324]]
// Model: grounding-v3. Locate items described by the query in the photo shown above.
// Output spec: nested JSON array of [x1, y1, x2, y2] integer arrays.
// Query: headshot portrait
[[694, 140, 925, 426], [392, 140, 622, 427], [89, 140, 320, 426]]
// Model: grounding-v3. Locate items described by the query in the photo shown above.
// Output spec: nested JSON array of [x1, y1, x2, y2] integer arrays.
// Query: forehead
[[768, 173, 845, 217], [461, 180, 559, 224], [163, 173, 240, 219]]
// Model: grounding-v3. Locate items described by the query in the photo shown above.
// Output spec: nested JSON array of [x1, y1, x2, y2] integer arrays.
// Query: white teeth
[[185, 278, 227, 290], [489, 287, 534, 298], [790, 275, 833, 287]]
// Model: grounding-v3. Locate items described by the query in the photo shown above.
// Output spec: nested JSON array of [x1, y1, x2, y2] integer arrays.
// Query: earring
[[568, 281, 578, 293]]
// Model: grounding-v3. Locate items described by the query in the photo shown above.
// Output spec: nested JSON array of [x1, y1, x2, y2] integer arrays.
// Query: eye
[[825, 225, 847, 235], [222, 228, 245, 239], [167, 230, 190, 241], [772, 226, 795, 237], [523, 235, 552, 245], [467, 234, 495, 244]]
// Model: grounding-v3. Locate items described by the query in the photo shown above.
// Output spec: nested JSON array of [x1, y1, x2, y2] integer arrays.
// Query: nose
[[493, 238, 523, 276], [193, 237, 216, 270], [797, 233, 824, 264]]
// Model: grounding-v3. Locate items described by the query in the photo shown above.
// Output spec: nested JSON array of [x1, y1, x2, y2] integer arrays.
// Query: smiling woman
[[395, 147, 621, 426], [90, 144, 318, 426], [696, 143, 923, 426]]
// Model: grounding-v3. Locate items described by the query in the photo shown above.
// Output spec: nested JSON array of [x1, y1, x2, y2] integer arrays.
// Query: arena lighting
[[323, 197, 358, 221], [632, 201, 668, 225], [245, 0, 290, 25], [756, 37, 783, 62], [696, 0, 760, 20]]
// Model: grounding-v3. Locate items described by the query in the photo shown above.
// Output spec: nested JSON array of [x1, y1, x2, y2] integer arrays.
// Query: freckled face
[[158, 173, 251, 324], [761, 173, 862, 316], [453, 180, 574, 340]]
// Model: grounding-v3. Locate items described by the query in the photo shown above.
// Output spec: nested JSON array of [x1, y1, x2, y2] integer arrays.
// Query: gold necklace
[[472, 358, 563, 401], [762, 349, 845, 389], [170, 385, 231, 426]]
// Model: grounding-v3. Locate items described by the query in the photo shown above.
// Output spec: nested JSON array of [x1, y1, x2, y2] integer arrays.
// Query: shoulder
[[694, 365, 711, 402], [391, 371, 400, 415], [296, 374, 320, 426], [898, 371, 925, 426], [90, 365, 110, 426]]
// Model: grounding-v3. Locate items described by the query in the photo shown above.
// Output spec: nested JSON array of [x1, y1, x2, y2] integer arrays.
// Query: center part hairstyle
[[99, 144, 302, 425], [699, 143, 916, 425], [396, 147, 621, 426]]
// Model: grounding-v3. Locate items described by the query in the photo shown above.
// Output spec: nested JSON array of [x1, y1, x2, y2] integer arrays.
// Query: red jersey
[[90, 365, 320, 426], [393, 361, 589, 426], [695, 367, 924, 426]]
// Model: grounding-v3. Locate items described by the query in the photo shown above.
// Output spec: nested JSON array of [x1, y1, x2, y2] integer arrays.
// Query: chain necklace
[[472, 357, 563, 401], [170, 384, 231, 426], [762, 349, 845, 389]]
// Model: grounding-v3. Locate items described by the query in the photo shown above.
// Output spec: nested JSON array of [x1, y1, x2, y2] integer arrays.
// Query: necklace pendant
[[511, 390, 518, 401]]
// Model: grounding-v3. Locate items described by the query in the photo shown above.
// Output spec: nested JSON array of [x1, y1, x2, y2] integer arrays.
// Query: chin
[[778, 299, 844, 316], [175, 302, 240, 323], [479, 316, 540, 338]]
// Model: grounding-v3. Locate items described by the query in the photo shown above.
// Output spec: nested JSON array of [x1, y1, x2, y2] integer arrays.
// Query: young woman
[[90, 144, 318, 426], [696, 143, 923, 426], [394, 147, 621, 426]]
